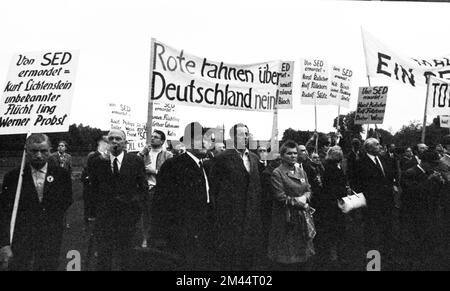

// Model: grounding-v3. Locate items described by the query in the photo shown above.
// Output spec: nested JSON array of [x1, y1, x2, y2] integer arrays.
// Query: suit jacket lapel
[[23, 165, 40, 204]]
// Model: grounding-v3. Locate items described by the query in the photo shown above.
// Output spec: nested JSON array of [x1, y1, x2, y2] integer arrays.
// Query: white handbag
[[337, 191, 366, 214]]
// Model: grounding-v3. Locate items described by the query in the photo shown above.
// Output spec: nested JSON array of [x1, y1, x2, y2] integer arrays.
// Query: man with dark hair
[[210, 123, 264, 270], [49, 140, 72, 174], [152, 122, 216, 270], [0, 133, 73, 270], [90, 129, 148, 270], [138, 130, 173, 248]]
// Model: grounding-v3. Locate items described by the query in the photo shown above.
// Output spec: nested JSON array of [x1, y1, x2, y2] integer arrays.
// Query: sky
[[1, 0, 450, 140]]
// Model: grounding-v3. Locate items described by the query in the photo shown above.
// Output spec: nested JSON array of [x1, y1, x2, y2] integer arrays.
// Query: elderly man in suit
[[0, 133, 72, 271], [210, 123, 264, 270], [152, 122, 216, 270], [90, 129, 147, 271], [355, 138, 396, 266]]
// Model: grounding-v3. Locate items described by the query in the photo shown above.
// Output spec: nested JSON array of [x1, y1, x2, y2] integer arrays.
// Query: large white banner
[[150, 39, 294, 111], [362, 29, 450, 88], [355, 86, 388, 125], [427, 76, 450, 116], [1, 51, 79, 135]]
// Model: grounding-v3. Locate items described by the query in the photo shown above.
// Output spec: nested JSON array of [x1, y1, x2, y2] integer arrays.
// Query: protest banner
[[108, 103, 146, 152], [329, 65, 353, 108], [300, 58, 329, 105], [355, 86, 388, 125], [361, 28, 450, 88], [149, 39, 294, 112], [151, 101, 182, 139], [426, 76, 450, 116], [440, 115, 450, 128], [1, 51, 79, 135], [1, 51, 79, 244]]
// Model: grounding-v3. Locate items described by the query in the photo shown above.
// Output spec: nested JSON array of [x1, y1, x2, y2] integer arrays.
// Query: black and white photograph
[[0, 0, 450, 275]]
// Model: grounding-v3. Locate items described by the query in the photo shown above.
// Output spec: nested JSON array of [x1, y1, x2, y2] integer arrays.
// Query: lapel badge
[[47, 175, 55, 183]]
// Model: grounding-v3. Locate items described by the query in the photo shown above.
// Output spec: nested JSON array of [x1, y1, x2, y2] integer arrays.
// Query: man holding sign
[[0, 133, 72, 270]]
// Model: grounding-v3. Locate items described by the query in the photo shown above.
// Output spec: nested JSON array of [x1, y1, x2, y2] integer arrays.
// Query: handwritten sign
[[150, 39, 293, 111], [300, 59, 329, 105], [1, 51, 79, 135], [355, 86, 388, 125], [109, 103, 146, 152]]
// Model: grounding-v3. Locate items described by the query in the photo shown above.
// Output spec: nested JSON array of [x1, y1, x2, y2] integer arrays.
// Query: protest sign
[[329, 65, 353, 108], [300, 59, 329, 105], [426, 76, 450, 116], [1, 51, 79, 135], [362, 29, 450, 88], [440, 115, 450, 128], [355, 86, 388, 125], [150, 39, 293, 111], [109, 103, 146, 152], [151, 101, 182, 139]]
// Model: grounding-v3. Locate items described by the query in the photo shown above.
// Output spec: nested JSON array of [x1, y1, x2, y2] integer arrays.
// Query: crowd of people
[[0, 123, 449, 271]]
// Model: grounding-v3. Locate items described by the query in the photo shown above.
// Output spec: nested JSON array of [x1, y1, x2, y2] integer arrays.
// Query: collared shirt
[[110, 151, 124, 173], [236, 148, 251, 172], [31, 163, 48, 202], [147, 148, 162, 186], [186, 151, 210, 203], [367, 153, 385, 176]]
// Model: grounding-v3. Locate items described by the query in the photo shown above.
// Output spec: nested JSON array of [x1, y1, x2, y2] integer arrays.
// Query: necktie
[[199, 160, 210, 203], [375, 157, 385, 177], [243, 152, 251, 173], [113, 158, 119, 176]]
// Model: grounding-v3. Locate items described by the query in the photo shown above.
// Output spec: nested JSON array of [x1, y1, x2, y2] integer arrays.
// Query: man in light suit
[[355, 138, 395, 266], [90, 129, 147, 271], [153, 122, 216, 270], [0, 133, 72, 271], [210, 123, 263, 270]]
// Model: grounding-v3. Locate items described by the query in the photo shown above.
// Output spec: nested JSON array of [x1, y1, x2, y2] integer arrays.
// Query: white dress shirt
[[186, 151, 210, 203], [367, 153, 385, 176], [31, 163, 48, 202], [110, 151, 124, 173]]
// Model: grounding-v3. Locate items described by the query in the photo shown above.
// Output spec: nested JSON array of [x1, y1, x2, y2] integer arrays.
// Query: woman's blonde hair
[[326, 145, 343, 162]]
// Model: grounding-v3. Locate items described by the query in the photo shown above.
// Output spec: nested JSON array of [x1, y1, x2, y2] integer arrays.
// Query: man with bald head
[[90, 129, 148, 270], [355, 138, 396, 266]]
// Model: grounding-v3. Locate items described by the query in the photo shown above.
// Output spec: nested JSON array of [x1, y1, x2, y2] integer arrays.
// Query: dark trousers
[[95, 203, 140, 271], [363, 205, 394, 262], [10, 230, 63, 271]]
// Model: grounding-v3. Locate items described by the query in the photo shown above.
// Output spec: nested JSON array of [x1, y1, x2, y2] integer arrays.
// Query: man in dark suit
[[355, 138, 395, 265], [0, 133, 72, 271], [49, 140, 73, 174], [210, 123, 263, 270], [152, 122, 216, 270], [82, 135, 108, 224], [90, 129, 147, 271]]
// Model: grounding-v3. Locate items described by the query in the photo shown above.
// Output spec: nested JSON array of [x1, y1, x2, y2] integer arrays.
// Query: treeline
[[0, 124, 107, 157]]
